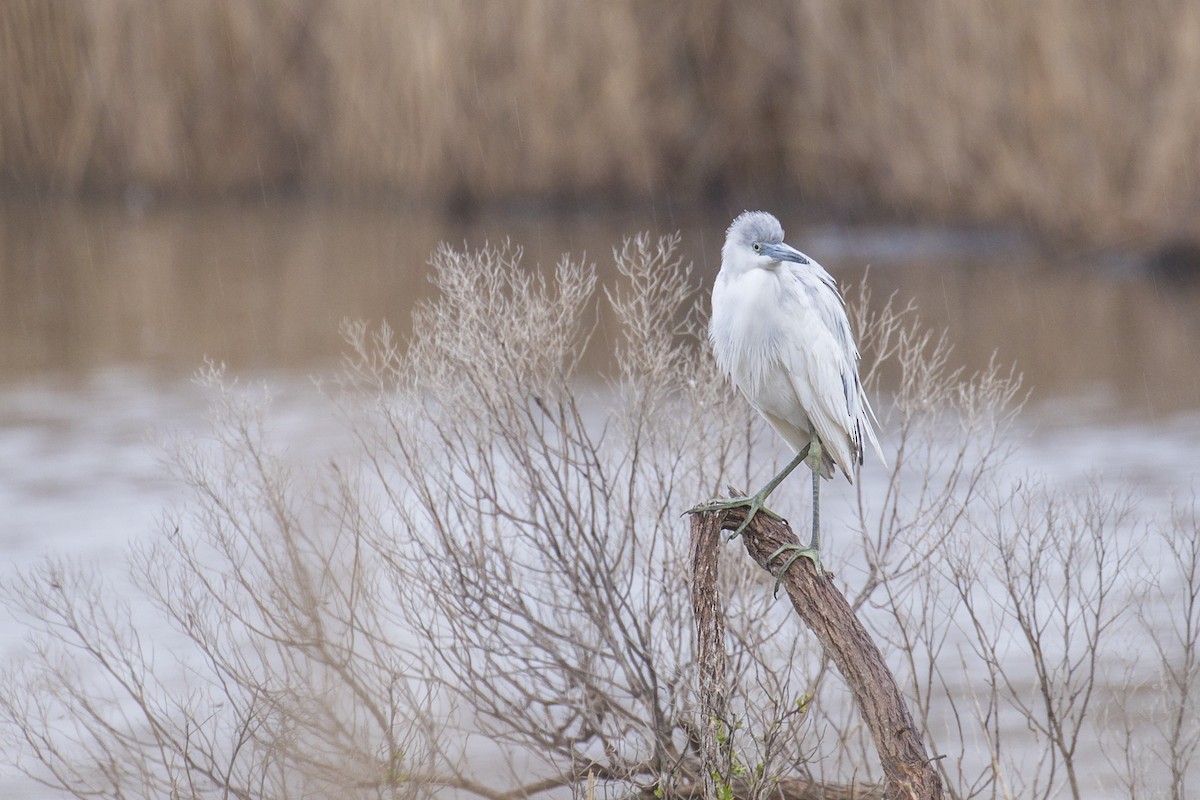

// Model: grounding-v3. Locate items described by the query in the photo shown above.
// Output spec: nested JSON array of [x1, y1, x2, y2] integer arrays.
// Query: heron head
[[723, 211, 810, 272]]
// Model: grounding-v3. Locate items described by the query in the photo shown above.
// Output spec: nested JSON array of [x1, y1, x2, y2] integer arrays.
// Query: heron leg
[[769, 438, 825, 593], [687, 444, 810, 540]]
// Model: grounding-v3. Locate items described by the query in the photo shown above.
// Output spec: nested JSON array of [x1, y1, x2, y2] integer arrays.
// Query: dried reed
[[2, 1, 1198, 241]]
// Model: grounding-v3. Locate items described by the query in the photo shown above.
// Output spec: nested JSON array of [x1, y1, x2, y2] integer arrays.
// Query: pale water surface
[[2, 201, 1199, 797]]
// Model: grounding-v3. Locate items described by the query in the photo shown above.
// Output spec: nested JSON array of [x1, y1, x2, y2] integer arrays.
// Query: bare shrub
[[1145, 499, 1200, 800], [1, 234, 1196, 799], [1, 234, 766, 798], [1104, 498, 1200, 800]]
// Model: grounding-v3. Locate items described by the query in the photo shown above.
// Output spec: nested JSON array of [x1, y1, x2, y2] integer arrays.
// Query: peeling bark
[[689, 507, 944, 800]]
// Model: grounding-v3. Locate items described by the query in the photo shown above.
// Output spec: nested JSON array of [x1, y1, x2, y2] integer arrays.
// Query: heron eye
[[752, 243, 761, 253]]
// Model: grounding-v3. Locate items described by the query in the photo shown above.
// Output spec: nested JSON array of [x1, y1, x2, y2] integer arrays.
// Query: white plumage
[[692, 210, 884, 575], [711, 210, 884, 478]]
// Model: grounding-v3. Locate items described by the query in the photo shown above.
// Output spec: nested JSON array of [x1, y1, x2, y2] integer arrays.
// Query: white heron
[[690, 211, 885, 578]]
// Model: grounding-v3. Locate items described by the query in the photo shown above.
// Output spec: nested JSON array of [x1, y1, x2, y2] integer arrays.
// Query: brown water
[[4, 197, 1199, 576], [3, 199, 1198, 414], [2, 200, 1199, 798]]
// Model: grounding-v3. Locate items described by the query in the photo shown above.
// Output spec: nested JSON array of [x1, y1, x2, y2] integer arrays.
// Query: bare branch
[[690, 508, 944, 800]]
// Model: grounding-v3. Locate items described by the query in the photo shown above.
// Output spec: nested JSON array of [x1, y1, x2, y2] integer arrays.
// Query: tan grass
[[2, 0, 1198, 241]]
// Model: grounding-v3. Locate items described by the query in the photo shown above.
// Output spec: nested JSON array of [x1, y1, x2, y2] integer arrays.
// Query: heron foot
[[686, 492, 784, 540], [768, 542, 824, 596]]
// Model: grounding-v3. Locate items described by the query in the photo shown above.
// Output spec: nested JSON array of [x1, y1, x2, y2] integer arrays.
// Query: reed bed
[[2, 0, 1198, 241]]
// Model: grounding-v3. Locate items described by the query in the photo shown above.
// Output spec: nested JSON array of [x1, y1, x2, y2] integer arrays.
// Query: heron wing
[[779, 263, 884, 481], [813, 276, 886, 470]]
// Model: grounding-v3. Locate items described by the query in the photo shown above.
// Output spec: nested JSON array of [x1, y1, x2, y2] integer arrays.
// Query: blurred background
[[3, 3, 1200, 797], [2, 1, 1200, 608], [5, 1, 1200, 235]]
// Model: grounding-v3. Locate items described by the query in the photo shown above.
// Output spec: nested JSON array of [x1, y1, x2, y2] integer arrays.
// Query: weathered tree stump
[[689, 505, 944, 800]]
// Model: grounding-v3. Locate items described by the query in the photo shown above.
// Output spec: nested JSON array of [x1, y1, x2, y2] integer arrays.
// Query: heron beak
[[761, 243, 811, 266]]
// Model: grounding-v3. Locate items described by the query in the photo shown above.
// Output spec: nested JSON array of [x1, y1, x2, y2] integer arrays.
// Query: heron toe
[[686, 493, 784, 539], [768, 542, 824, 595]]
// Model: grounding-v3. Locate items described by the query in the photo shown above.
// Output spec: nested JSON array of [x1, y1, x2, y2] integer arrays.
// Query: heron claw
[[685, 493, 783, 539], [768, 542, 824, 596]]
